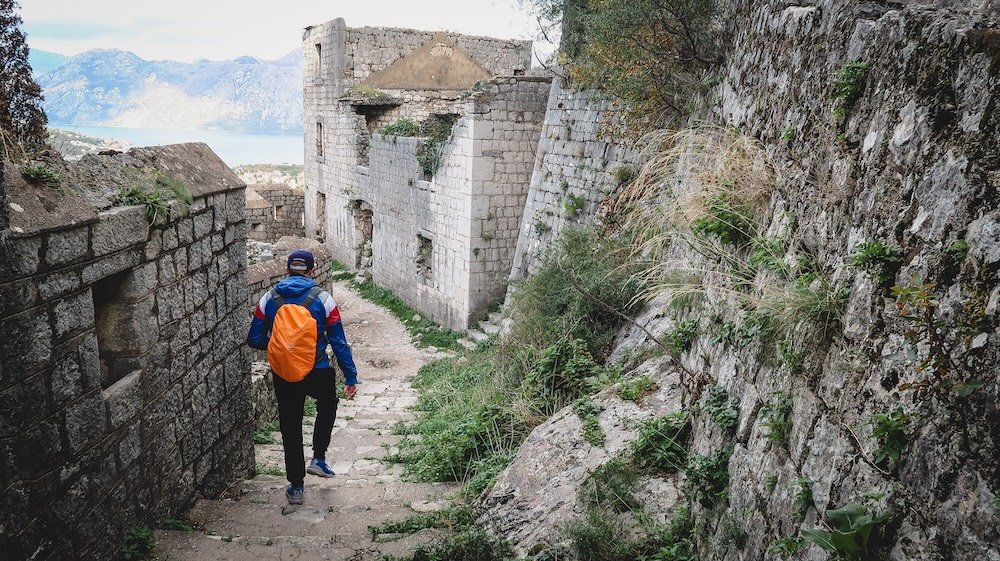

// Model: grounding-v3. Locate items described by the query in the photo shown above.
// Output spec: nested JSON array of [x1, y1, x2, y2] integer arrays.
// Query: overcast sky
[[22, 0, 556, 63]]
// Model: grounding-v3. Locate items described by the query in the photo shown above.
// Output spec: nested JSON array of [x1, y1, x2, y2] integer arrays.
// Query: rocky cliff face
[[480, 1, 1000, 559]]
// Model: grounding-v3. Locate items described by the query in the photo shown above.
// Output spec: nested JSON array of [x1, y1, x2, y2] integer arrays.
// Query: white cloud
[[24, 0, 554, 63]]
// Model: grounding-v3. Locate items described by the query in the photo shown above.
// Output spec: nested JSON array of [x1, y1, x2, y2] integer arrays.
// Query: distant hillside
[[36, 48, 303, 133], [47, 127, 130, 160], [29, 49, 68, 76]]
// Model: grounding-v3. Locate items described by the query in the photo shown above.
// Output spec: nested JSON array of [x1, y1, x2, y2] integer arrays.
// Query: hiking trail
[[154, 280, 460, 560]]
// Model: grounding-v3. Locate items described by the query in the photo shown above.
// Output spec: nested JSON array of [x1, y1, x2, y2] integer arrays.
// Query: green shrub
[[573, 397, 606, 447], [685, 448, 731, 506], [20, 163, 61, 187], [117, 187, 170, 222], [769, 536, 804, 557], [120, 527, 155, 561], [946, 239, 969, 260], [528, 338, 601, 414], [794, 477, 814, 517], [870, 407, 909, 469], [802, 502, 892, 560], [691, 195, 754, 246], [831, 62, 869, 119], [699, 385, 740, 432], [564, 193, 587, 218], [664, 319, 699, 354], [617, 375, 655, 402], [378, 118, 420, 137], [781, 126, 796, 143], [406, 527, 513, 561], [631, 412, 690, 472], [848, 241, 902, 284], [759, 393, 792, 449]]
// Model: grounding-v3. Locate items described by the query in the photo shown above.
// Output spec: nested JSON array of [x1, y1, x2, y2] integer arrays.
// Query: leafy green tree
[[534, 0, 723, 134], [0, 0, 48, 157]]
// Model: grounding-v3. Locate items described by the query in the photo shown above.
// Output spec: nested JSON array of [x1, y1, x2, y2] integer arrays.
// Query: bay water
[[55, 125, 304, 166]]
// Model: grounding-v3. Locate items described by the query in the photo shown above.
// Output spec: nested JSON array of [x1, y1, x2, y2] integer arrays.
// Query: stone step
[[466, 329, 490, 344], [457, 338, 477, 350], [154, 524, 447, 560], [488, 312, 503, 324], [478, 320, 500, 335]]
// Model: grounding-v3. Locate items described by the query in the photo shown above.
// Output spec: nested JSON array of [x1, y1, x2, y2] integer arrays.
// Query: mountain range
[[31, 48, 303, 133]]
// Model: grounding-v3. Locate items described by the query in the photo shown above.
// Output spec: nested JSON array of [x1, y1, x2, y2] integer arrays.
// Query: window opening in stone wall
[[352, 104, 395, 167], [315, 43, 322, 76], [93, 270, 144, 389], [316, 193, 327, 243], [352, 200, 374, 276], [416, 234, 433, 279], [316, 122, 324, 158], [274, 205, 285, 221]]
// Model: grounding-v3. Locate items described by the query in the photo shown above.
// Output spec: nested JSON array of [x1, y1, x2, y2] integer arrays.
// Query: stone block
[[177, 218, 195, 246], [0, 235, 42, 280], [50, 348, 84, 407], [51, 290, 95, 341], [0, 372, 50, 439], [193, 210, 214, 239], [81, 247, 143, 284], [102, 371, 142, 429], [162, 226, 179, 251], [65, 392, 108, 454], [37, 269, 81, 301], [44, 227, 89, 267], [91, 207, 147, 257]]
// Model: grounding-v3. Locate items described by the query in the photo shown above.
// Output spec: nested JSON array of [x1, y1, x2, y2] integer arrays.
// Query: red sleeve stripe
[[254, 305, 266, 320], [326, 306, 341, 326]]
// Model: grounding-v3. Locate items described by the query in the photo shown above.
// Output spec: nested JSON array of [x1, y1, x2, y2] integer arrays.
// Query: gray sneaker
[[286, 484, 304, 505]]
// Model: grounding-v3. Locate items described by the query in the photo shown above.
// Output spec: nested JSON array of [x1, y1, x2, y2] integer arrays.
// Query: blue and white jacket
[[246, 275, 358, 385]]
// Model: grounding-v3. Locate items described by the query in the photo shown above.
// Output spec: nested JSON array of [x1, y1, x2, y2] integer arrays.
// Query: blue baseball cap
[[287, 249, 315, 272]]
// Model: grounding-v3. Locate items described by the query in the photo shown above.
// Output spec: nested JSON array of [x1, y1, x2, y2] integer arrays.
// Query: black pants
[[272, 367, 339, 487]]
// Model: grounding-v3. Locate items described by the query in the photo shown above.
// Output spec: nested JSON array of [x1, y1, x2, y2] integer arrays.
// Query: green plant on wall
[[831, 61, 869, 119], [699, 385, 740, 432], [377, 118, 419, 137], [20, 163, 61, 187], [869, 407, 909, 469], [565, 193, 587, 218], [759, 393, 792, 449], [802, 502, 892, 560], [848, 241, 902, 284]]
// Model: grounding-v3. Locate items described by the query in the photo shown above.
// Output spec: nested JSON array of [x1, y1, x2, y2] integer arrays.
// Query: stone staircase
[[154, 283, 460, 561], [458, 312, 503, 350]]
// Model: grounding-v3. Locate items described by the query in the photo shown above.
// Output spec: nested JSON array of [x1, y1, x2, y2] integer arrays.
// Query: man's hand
[[345, 384, 357, 400]]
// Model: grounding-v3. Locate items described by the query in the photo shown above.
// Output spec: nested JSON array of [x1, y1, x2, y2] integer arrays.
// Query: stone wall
[[510, 77, 641, 279], [0, 143, 253, 561], [245, 184, 305, 242], [246, 236, 333, 309], [484, 1, 1000, 559]]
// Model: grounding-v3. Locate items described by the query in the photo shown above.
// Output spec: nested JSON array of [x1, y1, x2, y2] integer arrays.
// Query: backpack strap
[[270, 289, 286, 309], [300, 286, 323, 309]]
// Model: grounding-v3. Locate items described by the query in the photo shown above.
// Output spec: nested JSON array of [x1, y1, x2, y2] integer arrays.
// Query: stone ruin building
[[245, 183, 305, 243], [303, 19, 553, 329], [0, 144, 254, 560]]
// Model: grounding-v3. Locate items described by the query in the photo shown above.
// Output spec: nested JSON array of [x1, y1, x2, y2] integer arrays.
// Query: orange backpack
[[267, 287, 324, 382]]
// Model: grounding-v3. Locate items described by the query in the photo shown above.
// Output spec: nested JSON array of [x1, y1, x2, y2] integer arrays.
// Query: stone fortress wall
[[510, 76, 643, 280], [246, 183, 305, 242], [303, 18, 549, 329], [0, 144, 254, 560]]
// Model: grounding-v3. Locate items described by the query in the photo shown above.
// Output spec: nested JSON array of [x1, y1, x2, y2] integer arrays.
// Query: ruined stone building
[[303, 19, 551, 329], [246, 183, 306, 242], [0, 144, 254, 560]]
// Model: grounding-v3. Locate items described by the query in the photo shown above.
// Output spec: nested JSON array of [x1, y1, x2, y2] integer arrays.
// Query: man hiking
[[246, 249, 358, 505]]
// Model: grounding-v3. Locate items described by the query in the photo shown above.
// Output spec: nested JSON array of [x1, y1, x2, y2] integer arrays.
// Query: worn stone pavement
[[154, 281, 460, 560]]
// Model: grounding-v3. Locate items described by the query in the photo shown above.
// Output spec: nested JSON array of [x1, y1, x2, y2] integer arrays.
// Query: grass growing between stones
[[369, 506, 475, 541], [384, 226, 641, 496]]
